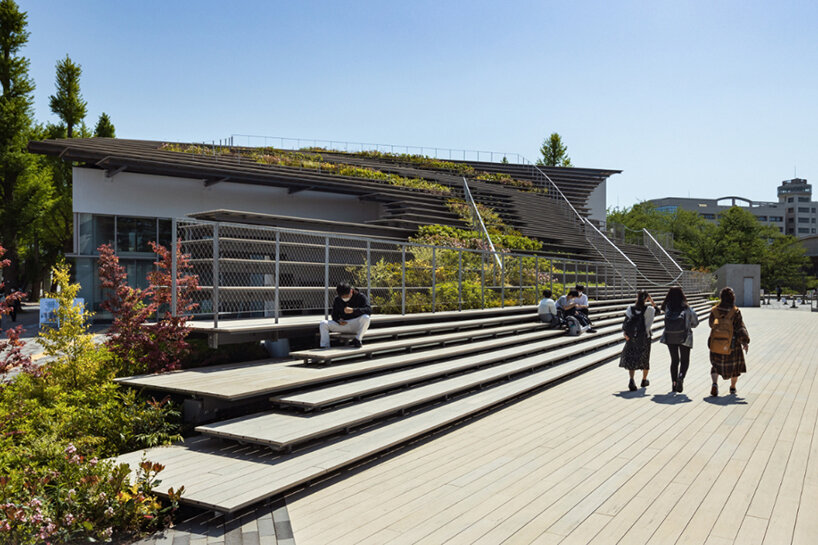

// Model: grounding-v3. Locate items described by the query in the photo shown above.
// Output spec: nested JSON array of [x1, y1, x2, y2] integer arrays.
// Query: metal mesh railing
[[171, 219, 634, 324]]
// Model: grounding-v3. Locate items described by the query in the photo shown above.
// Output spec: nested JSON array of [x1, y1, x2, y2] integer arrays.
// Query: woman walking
[[619, 290, 656, 391], [659, 286, 699, 393], [708, 287, 750, 396]]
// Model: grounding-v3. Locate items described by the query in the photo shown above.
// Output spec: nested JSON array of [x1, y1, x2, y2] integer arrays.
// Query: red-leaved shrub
[[98, 242, 198, 375], [0, 245, 31, 376]]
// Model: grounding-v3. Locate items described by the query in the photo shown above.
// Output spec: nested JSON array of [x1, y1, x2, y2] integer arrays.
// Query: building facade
[[647, 178, 817, 237]]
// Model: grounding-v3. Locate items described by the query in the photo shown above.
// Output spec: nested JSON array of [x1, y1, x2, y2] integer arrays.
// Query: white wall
[[72, 167, 381, 222], [587, 179, 607, 228]]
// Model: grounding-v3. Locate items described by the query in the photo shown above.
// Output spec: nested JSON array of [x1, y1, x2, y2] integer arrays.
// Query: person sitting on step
[[573, 284, 597, 333], [557, 290, 592, 330], [537, 289, 559, 328], [319, 283, 372, 349]]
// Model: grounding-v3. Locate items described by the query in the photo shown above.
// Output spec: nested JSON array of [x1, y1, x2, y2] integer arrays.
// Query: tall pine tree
[[0, 0, 36, 289], [536, 133, 573, 167], [94, 112, 115, 137], [48, 55, 87, 138]]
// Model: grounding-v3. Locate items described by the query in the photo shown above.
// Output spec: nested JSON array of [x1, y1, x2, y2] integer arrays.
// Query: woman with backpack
[[708, 287, 750, 396], [659, 286, 699, 393], [619, 290, 656, 391]]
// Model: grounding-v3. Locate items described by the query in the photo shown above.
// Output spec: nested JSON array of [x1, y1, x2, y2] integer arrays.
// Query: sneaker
[[730, 386, 737, 395], [628, 378, 637, 392], [588, 328, 597, 333], [711, 383, 718, 397], [676, 378, 684, 394], [641, 379, 650, 388], [352, 338, 363, 348]]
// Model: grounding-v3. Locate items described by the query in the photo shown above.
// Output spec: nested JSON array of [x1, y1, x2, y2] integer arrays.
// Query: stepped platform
[[114, 296, 712, 514]]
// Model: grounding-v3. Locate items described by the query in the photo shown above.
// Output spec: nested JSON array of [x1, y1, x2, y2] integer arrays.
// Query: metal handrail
[[229, 134, 524, 164], [462, 177, 502, 269], [642, 228, 683, 273]]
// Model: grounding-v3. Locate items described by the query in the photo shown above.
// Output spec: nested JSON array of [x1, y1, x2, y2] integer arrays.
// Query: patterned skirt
[[709, 344, 747, 379], [619, 334, 651, 370]]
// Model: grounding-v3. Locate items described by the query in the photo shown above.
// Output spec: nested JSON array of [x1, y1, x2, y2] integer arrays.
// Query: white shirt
[[538, 298, 557, 315], [575, 293, 589, 308]]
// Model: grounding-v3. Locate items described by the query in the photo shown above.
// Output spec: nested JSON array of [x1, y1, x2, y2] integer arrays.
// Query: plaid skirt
[[709, 344, 746, 379]]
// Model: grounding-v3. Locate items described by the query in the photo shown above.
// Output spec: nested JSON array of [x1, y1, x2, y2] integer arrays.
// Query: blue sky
[[20, 0, 818, 209]]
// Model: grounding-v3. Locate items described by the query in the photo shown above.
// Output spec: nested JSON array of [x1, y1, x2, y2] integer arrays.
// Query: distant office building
[[648, 178, 817, 237]]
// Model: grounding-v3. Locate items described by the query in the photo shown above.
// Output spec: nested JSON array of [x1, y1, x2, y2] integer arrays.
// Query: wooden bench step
[[196, 305, 710, 449], [115, 342, 627, 513]]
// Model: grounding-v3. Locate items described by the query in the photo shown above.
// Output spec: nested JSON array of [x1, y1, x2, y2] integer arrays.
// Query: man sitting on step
[[573, 285, 597, 333], [319, 283, 372, 349]]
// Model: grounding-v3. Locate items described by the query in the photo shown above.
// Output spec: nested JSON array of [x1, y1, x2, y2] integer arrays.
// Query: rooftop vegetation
[[160, 143, 452, 195]]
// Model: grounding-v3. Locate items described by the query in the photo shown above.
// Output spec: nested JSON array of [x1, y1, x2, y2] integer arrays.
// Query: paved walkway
[[283, 307, 818, 544]]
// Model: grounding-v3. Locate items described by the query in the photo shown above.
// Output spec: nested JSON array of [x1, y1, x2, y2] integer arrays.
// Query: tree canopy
[[607, 202, 812, 290], [94, 112, 115, 137], [48, 54, 87, 138], [536, 133, 572, 167]]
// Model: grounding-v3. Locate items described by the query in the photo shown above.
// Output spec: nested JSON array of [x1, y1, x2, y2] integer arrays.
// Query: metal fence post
[[401, 245, 406, 315], [212, 224, 219, 328], [431, 246, 436, 313], [501, 252, 506, 308], [171, 218, 177, 317], [550, 259, 554, 294], [562, 260, 566, 292], [324, 237, 329, 320], [535, 257, 539, 303], [481, 253, 485, 309], [366, 240, 371, 301], [458, 250, 463, 311], [275, 231, 280, 324], [518, 255, 523, 306]]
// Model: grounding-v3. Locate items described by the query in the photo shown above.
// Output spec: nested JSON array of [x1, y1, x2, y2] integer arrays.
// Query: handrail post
[[366, 240, 371, 301], [401, 245, 406, 315], [324, 236, 329, 320], [171, 218, 177, 318], [519, 255, 523, 306], [481, 253, 485, 309], [458, 249, 463, 311], [275, 231, 280, 324], [212, 224, 219, 328], [501, 252, 506, 308], [431, 246, 436, 313], [535, 256, 539, 303]]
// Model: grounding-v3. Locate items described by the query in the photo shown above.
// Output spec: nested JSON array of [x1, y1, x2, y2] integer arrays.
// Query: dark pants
[[575, 308, 591, 327], [667, 344, 691, 383]]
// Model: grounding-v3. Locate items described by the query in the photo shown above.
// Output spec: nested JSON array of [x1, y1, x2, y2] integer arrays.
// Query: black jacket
[[330, 290, 372, 322]]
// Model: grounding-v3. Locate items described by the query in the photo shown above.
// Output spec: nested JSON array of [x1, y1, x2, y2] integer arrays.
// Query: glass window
[[788, 197, 794, 202], [769, 216, 783, 222], [755, 215, 767, 222], [799, 197, 810, 202], [701, 213, 715, 220], [799, 217, 810, 223], [799, 207, 810, 213], [116, 217, 158, 254], [94, 216, 115, 253], [158, 219, 172, 248], [798, 227, 810, 233], [78, 213, 94, 254]]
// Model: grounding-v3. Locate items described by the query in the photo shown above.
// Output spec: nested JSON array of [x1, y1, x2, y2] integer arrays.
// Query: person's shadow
[[703, 394, 748, 406], [613, 389, 648, 399], [651, 392, 693, 405]]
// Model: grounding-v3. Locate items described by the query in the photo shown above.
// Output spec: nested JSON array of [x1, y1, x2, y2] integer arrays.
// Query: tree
[[536, 133, 572, 167], [0, 0, 36, 290], [94, 112, 115, 137], [48, 54, 87, 138]]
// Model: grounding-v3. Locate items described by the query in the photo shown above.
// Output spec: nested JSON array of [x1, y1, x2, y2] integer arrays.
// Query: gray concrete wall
[[714, 264, 761, 307]]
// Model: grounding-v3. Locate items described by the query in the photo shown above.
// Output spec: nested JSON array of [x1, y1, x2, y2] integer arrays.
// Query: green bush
[[0, 263, 183, 543]]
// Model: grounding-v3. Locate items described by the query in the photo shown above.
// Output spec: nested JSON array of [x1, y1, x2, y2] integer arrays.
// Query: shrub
[[0, 263, 184, 543], [98, 241, 199, 376], [0, 245, 31, 376]]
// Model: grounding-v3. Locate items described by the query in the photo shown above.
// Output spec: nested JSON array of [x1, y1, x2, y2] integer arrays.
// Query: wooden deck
[[285, 307, 818, 544]]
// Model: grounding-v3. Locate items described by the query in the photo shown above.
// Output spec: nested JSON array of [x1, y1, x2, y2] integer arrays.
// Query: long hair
[[661, 286, 688, 312], [719, 287, 736, 308], [635, 290, 650, 311]]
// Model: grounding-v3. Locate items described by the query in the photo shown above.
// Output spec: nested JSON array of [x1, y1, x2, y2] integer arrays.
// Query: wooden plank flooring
[[286, 308, 818, 544]]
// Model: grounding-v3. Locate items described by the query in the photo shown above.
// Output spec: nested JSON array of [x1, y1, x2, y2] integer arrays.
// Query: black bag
[[623, 308, 644, 339], [663, 309, 686, 344]]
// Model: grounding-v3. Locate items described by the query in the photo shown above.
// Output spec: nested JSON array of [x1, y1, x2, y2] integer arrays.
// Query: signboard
[[39, 298, 85, 329]]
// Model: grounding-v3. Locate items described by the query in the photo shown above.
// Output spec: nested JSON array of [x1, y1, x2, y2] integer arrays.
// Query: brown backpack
[[709, 306, 737, 355]]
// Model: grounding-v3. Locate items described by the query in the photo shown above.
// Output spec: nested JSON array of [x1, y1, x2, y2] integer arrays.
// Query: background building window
[[798, 227, 810, 234], [116, 216, 158, 254]]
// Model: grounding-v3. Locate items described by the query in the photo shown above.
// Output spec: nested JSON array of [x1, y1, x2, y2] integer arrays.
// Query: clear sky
[[19, 0, 818, 209]]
